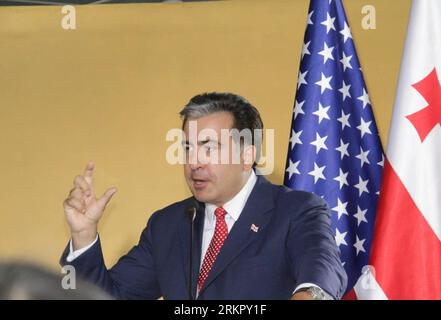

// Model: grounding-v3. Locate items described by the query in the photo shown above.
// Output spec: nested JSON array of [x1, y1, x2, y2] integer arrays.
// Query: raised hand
[[63, 162, 117, 250]]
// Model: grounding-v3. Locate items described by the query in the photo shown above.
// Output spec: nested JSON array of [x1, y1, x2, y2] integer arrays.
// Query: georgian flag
[[354, 0, 441, 299]]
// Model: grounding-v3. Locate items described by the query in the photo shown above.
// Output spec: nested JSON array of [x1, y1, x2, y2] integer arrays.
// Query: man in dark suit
[[61, 92, 347, 300]]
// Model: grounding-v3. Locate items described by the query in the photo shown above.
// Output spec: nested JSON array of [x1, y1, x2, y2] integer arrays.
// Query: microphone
[[185, 199, 199, 300]]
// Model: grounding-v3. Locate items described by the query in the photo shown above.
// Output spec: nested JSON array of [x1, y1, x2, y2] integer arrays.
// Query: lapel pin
[[250, 224, 259, 233]]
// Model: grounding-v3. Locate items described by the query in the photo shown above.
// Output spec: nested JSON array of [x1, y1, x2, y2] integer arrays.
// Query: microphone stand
[[186, 201, 198, 300]]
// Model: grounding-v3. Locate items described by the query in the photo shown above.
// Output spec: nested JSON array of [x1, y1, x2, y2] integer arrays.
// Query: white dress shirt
[[67, 170, 322, 297]]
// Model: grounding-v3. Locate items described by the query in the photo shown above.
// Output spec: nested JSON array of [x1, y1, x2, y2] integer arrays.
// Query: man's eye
[[205, 144, 217, 151]]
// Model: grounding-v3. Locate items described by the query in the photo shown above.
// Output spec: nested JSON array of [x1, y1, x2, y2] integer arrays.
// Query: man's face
[[183, 111, 252, 207]]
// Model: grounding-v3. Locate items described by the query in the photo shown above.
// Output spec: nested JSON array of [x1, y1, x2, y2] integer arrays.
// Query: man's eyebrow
[[182, 139, 221, 146], [198, 138, 220, 146]]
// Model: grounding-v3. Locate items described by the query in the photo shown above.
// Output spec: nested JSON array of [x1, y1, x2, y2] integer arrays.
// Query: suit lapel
[[178, 200, 205, 299], [198, 176, 276, 296]]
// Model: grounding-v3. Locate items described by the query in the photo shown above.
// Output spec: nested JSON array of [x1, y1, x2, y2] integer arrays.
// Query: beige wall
[[0, 0, 411, 270]]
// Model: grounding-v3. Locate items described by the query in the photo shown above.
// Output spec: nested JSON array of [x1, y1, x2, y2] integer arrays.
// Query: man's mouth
[[192, 178, 208, 190]]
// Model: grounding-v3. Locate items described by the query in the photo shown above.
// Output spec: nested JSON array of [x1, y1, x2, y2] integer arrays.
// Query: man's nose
[[188, 149, 206, 170]]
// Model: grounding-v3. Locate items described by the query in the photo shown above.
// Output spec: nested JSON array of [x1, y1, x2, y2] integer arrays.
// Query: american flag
[[283, 0, 384, 296]]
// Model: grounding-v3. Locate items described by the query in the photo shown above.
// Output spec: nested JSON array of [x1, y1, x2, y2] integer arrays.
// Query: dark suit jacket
[[60, 175, 347, 299]]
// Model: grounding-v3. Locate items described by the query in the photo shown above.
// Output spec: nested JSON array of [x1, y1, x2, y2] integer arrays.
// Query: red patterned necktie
[[197, 207, 229, 291]]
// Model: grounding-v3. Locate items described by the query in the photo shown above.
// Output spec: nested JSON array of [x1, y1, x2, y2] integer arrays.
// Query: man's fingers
[[64, 197, 86, 213], [97, 187, 117, 208], [83, 161, 95, 186], [69, 187, 83, 198], [74, 175, 91, 195]]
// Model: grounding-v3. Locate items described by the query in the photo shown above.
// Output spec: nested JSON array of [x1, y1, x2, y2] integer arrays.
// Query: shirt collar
[[205, 170, 257, 222]]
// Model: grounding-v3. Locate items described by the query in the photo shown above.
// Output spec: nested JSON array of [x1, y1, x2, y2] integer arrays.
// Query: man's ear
[[242, 145, 256, 170]]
